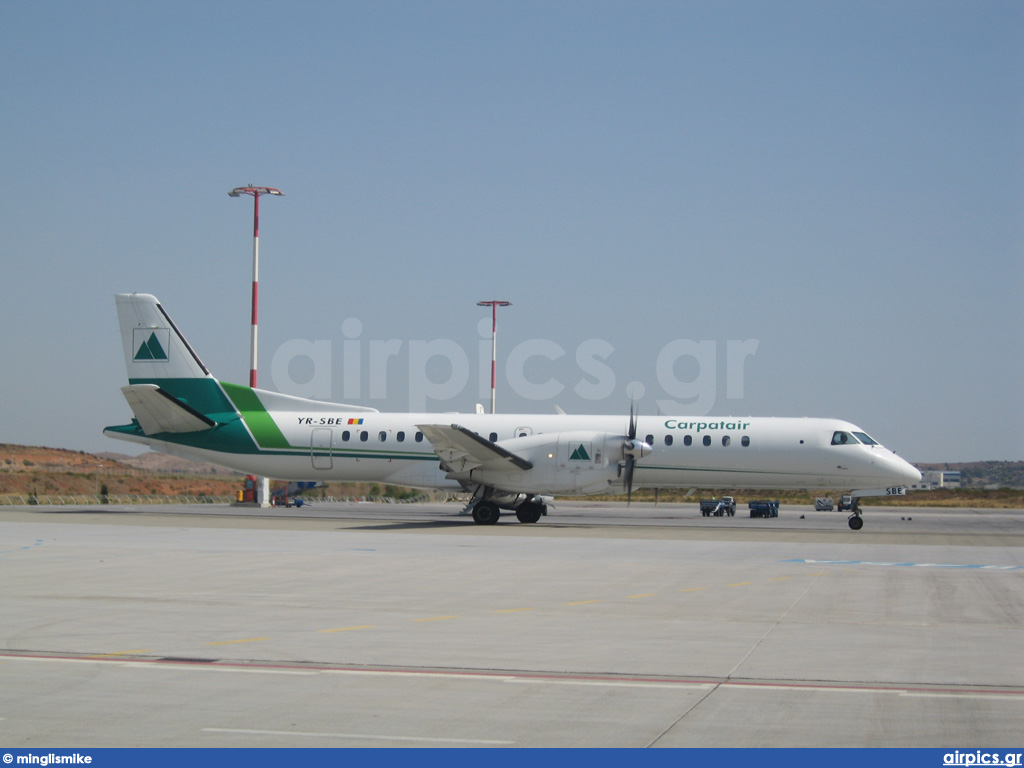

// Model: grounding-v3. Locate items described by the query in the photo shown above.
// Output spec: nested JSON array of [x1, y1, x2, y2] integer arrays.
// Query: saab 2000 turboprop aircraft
[[105, 293, 921, 529]]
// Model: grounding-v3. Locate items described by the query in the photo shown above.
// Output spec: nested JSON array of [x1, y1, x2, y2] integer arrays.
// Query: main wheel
[[472, 501, 500, 525], [516, 501, 544, 524], [848, 515, 864, 531]]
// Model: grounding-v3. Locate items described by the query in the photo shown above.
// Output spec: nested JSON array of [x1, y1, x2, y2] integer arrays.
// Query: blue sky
[[1, 1, 1021, 463]]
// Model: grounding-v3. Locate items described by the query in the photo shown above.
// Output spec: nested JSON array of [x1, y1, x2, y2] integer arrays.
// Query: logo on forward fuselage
[[569, 443, 591, 461]]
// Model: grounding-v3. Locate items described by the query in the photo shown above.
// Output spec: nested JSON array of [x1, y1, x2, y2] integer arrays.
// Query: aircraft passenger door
[[311, 428, 333, 470]]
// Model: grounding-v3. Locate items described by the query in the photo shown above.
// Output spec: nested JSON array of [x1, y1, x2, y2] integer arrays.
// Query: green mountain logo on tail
[[569, 443, 591, 461], [134, 330, 169, 361]]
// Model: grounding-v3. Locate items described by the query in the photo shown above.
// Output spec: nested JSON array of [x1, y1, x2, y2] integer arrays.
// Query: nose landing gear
[[847, 496, 863, 530]]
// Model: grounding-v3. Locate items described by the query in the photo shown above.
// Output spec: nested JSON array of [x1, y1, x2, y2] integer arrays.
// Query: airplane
[[105, 293, 921, 529]]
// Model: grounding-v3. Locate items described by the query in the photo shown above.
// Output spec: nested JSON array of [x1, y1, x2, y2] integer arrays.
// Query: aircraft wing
[[120, 384, 217, 435], [417, 424, 533, 474]]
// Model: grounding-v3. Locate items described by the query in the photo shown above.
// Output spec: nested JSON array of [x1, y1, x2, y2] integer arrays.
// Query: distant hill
[[2, 444, 1022, 503], [915, 461, 1024, 489], [96, 451, 241, 475]]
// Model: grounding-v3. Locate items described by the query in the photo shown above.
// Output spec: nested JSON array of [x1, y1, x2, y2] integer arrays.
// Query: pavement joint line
[[503, 678, 714, 690], [899, 692, 1024, 701], [147, 665, 317, 675], [85, 650, 153, 657], [6, 653, 1024, 698]]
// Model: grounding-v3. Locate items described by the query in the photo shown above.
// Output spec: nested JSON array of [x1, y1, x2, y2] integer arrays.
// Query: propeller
[[622, 402, 651, 504]]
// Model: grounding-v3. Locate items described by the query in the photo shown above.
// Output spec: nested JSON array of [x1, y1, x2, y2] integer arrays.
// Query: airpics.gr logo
[[133, 328, 170, 362]]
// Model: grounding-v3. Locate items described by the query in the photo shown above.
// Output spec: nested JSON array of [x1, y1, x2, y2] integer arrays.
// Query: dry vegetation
[[2, 443, 1021, 507]]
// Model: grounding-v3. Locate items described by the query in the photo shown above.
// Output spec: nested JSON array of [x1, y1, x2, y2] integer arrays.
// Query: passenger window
[[831, 431, 858, 446], [645, 434, 654, 445], [702, 435, 711, 447], [665, 435, 673, 446], [684, 435, 692, 446], [489, 432, 498, 442], [397, 431, 405, 442], [415, 432, 423, 442], [722, 436, 731, 447], [379, 431, 387, 442], [360, 431, 368, 442], [342, 430, 350, 442], [741, 435, 750, 447]]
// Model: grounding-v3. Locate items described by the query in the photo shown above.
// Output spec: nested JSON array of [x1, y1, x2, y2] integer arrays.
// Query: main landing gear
[[471, 498, 547, 525], [471, 500, 500, 525]]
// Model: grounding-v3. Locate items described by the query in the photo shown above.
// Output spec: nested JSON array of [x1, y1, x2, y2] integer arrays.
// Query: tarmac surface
[[0, 500, 1022, 747]]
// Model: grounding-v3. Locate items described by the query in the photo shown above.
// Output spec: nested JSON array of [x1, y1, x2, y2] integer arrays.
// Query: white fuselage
[[130, 410, 921, 495]]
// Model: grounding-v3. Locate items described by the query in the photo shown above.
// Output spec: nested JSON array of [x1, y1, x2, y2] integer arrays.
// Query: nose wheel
[[846, 495, 864, 530]]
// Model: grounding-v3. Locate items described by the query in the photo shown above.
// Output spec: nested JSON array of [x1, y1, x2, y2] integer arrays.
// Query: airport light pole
[[477, 300, 512, 414], [230, 186, 283, 507], [228, 186, 283, 388]]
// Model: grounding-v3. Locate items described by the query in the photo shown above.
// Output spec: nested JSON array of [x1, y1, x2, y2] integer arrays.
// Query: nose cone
[[900, 459, 922, 485], [883, 453, 921, 485]]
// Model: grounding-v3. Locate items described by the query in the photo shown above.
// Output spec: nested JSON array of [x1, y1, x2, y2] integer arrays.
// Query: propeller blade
[[624, 455, 635, 505], [625, 401, 639, 505]]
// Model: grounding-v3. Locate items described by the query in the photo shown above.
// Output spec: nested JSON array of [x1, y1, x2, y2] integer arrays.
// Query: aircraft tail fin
[[112, 293, 243, 434], [116, 293, 211, 381]]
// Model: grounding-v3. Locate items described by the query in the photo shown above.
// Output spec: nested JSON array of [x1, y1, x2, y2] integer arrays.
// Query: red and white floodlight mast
[[228, 186, 283, 388], [229, 186, 282, 507], [477, 300, 512, 414]]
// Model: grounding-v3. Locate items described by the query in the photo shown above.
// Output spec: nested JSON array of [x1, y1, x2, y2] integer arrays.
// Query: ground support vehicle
[[700, 497, 736, 516], [749, 500, 779, 518]]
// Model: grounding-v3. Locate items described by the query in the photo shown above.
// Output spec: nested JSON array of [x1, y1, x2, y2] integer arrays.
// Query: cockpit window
[[852, 431, 878, 446], [831, 431, 860, 446]]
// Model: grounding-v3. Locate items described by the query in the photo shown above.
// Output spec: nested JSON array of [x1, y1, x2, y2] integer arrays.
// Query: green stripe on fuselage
[[220, 381, 292, 450], [121, 376, 260, 454]]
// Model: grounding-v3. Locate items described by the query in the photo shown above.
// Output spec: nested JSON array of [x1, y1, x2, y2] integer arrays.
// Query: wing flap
[[417, 424, 533, 473], [121, 384, 217, 435]]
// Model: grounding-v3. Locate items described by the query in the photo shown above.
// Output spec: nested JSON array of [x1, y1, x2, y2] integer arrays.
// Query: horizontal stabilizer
[[417, 423, 533, 474], [121, 384, 217, 435]]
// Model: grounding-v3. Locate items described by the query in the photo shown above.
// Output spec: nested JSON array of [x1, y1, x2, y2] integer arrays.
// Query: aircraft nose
[[886, 454, 921, 485], [901, 459, 922, 485]]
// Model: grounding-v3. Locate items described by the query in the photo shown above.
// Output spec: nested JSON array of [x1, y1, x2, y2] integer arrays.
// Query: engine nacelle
[[446, 430, 651, 495]]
